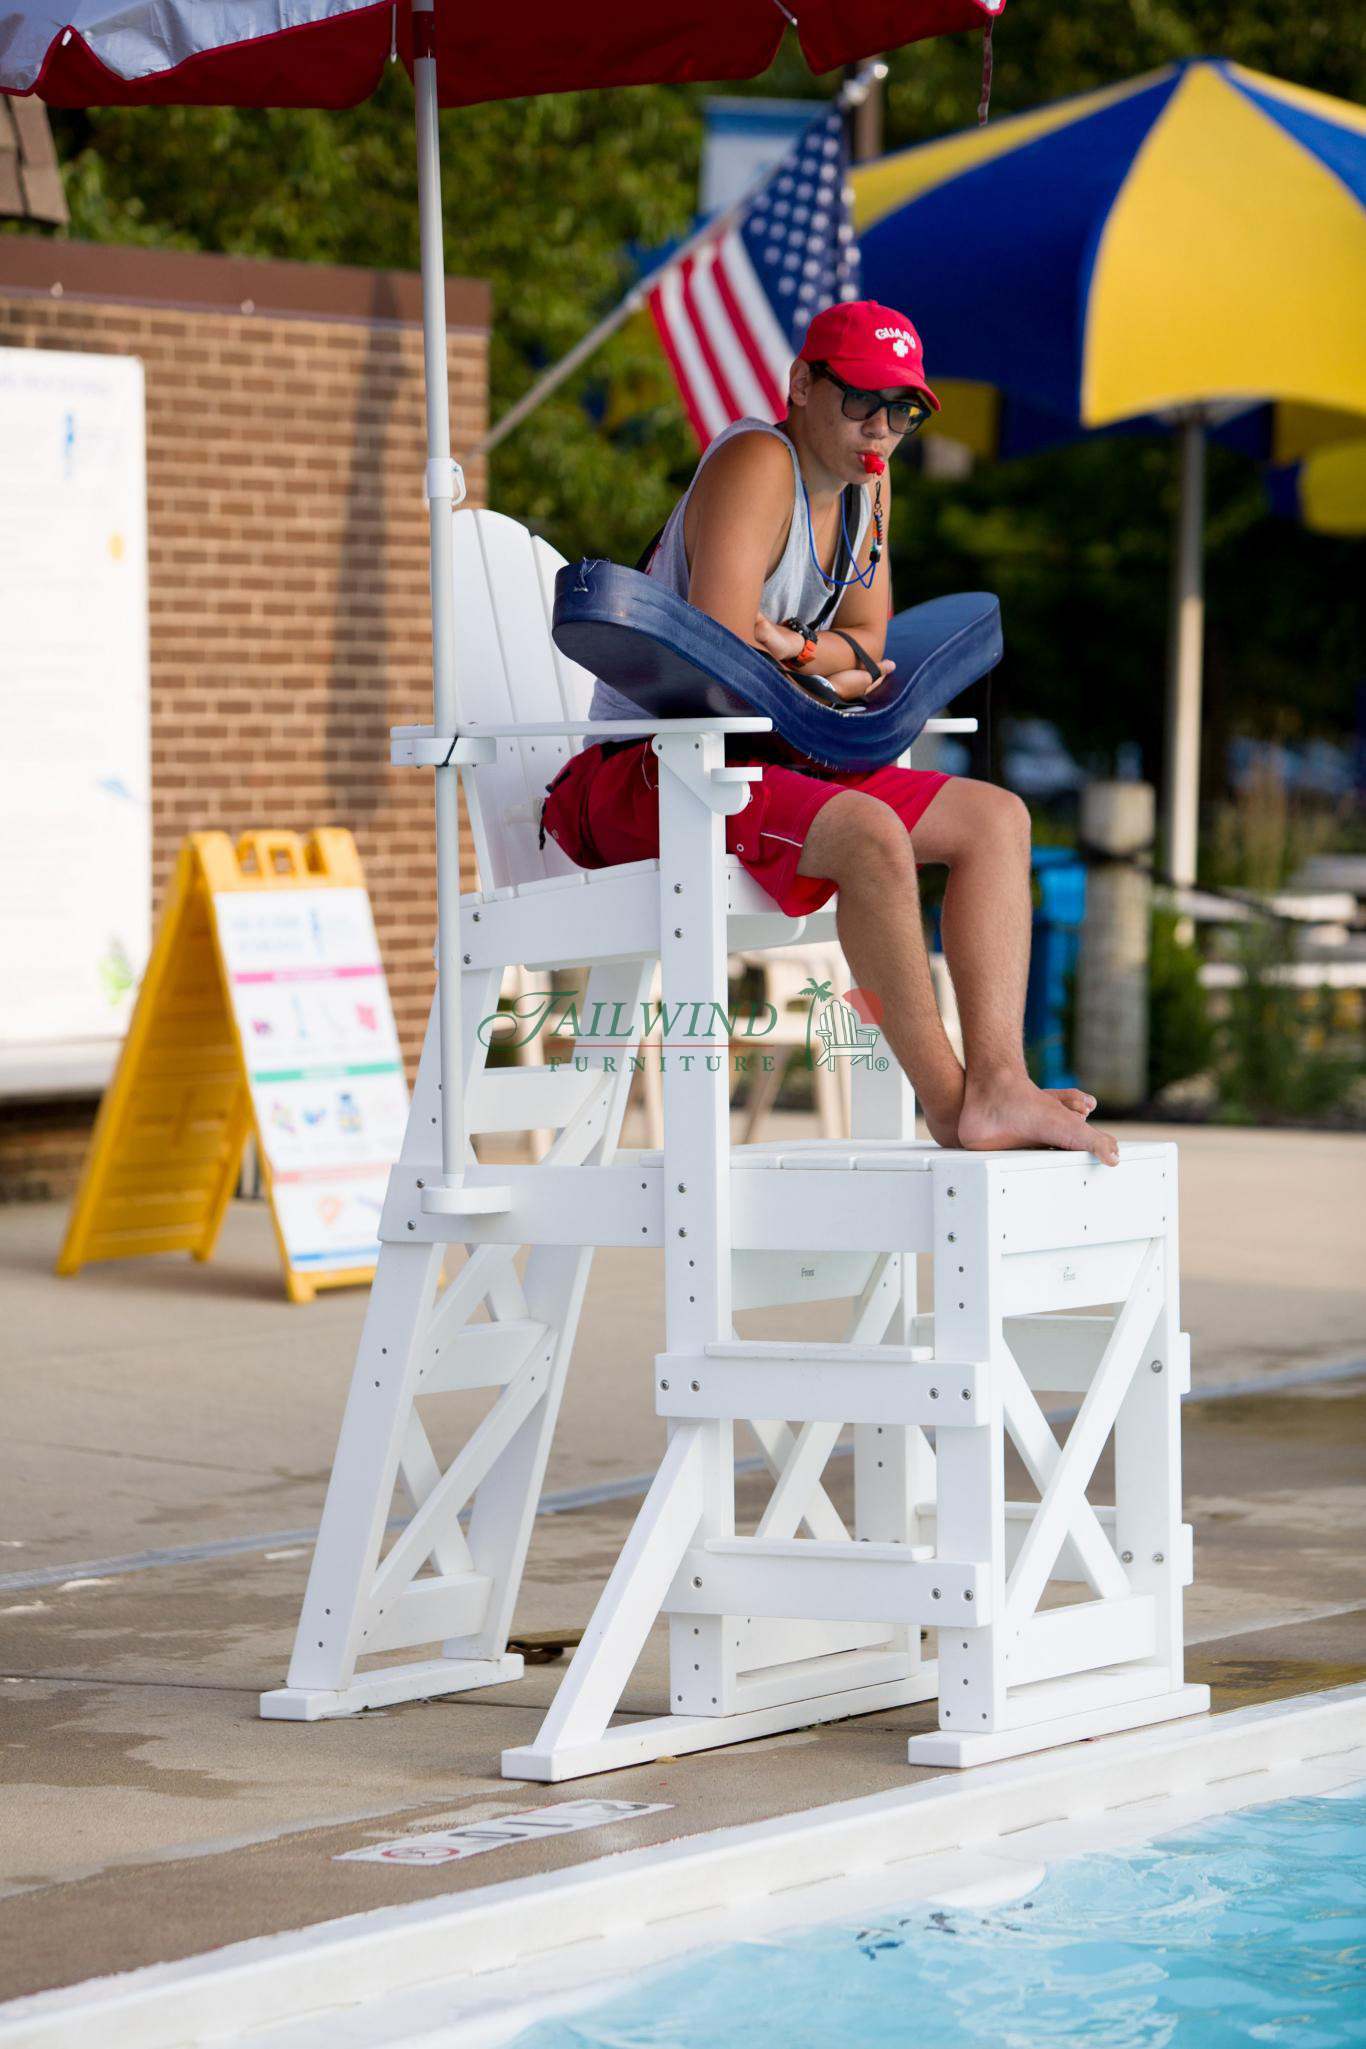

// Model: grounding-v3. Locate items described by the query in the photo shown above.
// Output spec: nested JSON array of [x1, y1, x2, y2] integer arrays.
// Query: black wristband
[[828, 628, 882, 684]]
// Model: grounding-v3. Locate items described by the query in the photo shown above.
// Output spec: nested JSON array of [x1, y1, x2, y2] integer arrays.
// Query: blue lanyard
[[801, 476, 875, 593]]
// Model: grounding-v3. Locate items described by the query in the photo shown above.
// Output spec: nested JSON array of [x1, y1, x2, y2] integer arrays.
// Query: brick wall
[[0, 239, 489, 1199]]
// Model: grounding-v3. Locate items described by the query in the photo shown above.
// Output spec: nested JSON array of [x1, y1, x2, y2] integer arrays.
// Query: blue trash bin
[[1026, 848, 1087, 1090]]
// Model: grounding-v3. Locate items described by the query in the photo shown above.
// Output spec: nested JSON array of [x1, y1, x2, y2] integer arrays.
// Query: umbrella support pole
[[412, 0, 498, 1215], [1162, 414, 1206, 901]]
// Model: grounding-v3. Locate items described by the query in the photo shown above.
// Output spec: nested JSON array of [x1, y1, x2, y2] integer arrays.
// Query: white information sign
[[0, 346, 150, 1071], [213, 886, 410, 1274], [336, 1800, 673, 1866]]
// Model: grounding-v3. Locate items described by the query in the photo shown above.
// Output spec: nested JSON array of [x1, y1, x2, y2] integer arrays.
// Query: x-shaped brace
[[1002, 1239, 1164, 1633]]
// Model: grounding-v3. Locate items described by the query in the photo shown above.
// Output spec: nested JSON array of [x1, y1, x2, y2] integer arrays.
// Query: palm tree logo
[[799, 975, 833, 1070]]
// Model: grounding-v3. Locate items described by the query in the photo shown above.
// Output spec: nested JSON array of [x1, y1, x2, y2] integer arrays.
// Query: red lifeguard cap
[[798, 299, 941, 411]]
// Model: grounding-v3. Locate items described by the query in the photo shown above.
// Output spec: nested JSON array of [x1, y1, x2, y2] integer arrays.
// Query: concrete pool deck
[[2, 1118, 1363, 2011]]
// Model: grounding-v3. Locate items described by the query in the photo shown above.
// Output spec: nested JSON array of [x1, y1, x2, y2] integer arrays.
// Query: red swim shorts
[[539, 740, 950, 918]]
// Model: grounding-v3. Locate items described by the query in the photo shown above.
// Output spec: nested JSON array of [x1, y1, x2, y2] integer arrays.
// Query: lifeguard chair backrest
[[450, 509, 597, 892]]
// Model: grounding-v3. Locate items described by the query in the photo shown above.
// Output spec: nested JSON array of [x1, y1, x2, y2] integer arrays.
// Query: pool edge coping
[[3, 1681, 1365, 2047]]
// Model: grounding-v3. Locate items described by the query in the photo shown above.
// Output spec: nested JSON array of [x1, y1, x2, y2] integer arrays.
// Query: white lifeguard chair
[[261, 506, 1209, 1778]]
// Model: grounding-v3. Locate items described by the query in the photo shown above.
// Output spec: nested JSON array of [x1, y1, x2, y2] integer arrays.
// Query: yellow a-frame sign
[[58, 829, 410, 1304]]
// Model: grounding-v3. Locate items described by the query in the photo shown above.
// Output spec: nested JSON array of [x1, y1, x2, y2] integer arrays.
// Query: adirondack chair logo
[[799, 977, 887, 1071]]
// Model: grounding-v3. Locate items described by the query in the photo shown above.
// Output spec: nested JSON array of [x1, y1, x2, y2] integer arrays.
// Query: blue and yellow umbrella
[[856, 58, 1365, 446], [1267, 437, 1366, 536], [853, 60, 1366, 884]]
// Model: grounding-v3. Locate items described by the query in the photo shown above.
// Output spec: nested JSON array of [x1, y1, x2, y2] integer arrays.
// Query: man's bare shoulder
[[690, 427, 793, 506], [685, 431, 793, 571]]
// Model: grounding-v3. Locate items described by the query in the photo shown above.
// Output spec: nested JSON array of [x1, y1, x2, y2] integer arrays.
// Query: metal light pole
[[842, 56, 885, 165]]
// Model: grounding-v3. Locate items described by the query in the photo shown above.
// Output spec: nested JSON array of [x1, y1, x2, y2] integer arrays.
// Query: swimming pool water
[[505, 1789, 1366, 2048]]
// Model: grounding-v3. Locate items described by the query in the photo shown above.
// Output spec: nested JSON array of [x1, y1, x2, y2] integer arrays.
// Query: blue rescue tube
[[552, 560, 1001, 770]]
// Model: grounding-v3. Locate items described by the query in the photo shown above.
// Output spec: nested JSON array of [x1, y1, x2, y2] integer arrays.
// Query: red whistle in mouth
[[859, 451, 886, 476]]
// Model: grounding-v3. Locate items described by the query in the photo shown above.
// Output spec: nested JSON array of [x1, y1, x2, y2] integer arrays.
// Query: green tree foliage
[[1216, 926, 1363, 1120], [1148, 906, 1215, 1097], [16, 1, 1364, 772]]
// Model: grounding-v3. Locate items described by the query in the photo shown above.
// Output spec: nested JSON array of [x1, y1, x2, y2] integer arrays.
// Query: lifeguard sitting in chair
[[812, 993, 879, 1069], [542, 297, 1117, 1165]]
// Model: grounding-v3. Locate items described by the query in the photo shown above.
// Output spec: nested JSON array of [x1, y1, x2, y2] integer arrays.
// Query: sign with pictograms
[[57, 829, 408, 1303]]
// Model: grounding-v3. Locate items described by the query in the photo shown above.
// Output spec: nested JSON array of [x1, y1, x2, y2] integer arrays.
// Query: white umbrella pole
[[413, 0, 467, 1194], [1162, 412, 1206, 894]]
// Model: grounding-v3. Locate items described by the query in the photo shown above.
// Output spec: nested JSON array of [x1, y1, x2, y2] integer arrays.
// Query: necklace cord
[[801, 476, 884, 601], [802, 475, 878, 594]]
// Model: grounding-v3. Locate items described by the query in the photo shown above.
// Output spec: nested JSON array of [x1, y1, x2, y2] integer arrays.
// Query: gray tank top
[[586, 417, 872, 724]]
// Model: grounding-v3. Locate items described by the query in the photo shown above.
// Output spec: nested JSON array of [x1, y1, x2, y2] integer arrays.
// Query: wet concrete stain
[[131, 1470, 334, 1531], [1188, 1385, 1366, 1442], [4, 1692, 242, 1800], [1187, 1646, 1366, 1718]]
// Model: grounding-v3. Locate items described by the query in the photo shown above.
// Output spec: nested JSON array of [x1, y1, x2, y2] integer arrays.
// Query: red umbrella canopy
[[2, 0, 1002, 109]]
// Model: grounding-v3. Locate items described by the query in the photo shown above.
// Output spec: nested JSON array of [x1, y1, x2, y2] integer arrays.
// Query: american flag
[[647, 106, 862, 449]]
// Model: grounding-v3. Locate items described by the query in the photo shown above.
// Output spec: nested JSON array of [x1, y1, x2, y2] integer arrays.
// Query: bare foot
[[958, 1075, 1119, 1165], [923, 1085, 1096, 1150], [922, 1104, 963, 1149]]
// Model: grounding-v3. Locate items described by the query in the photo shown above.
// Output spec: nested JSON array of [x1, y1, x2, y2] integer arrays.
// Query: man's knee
[[987, 783, 1032, 849], [949, 780, 1031, 857], [800, 790, 911, 880]]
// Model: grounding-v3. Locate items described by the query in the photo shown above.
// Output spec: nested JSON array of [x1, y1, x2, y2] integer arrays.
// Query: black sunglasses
[[812, 362, 933, 437]]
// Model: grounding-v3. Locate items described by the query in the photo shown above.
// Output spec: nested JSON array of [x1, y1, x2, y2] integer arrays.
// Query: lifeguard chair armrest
[[388, 714, 977, 767], [551, 560, 1000, 771], [390, 714, 773, 767]]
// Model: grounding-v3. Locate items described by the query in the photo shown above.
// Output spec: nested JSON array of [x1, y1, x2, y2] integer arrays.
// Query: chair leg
[[259, 1237, 522, 1719], [907, 1155, 1209, 1767], [445, 1243, 591, 1659], [262, 958, 651, 1721], [500, 1409, 936, 1782], [501, 1423, 707, 1775]]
